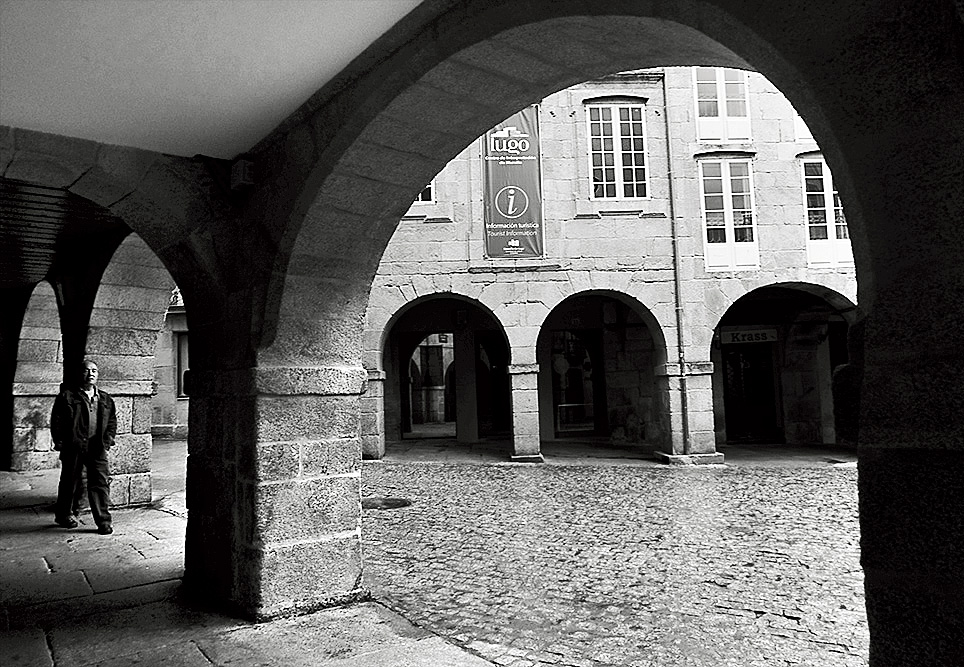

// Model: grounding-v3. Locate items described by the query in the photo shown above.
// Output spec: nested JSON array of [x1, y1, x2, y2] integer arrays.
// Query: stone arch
[[700, 277, 859, 354], [254, 5, 815, 365], [2, 130, 233, 319], [709, 283, 857, 446], [536, 289, 671, 449], [157, 0, 961, 650], [368, 292, 511, 457]]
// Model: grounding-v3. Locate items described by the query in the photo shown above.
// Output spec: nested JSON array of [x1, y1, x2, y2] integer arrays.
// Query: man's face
[[81, 362, 98, 387]]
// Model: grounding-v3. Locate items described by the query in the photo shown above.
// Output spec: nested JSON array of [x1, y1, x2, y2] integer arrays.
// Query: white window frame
[[694, 67, 751, 142], [699, 159, 759, 271], [414, 181, 435, 204], [586, 102, 649, 200], [802, 159, 853, 267]]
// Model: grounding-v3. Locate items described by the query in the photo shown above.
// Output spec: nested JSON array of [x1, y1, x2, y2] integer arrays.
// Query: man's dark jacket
[[50, 388, 117, 452]]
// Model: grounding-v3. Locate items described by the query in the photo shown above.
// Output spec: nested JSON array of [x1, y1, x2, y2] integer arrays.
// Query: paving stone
[[361, 461, 868, 666]]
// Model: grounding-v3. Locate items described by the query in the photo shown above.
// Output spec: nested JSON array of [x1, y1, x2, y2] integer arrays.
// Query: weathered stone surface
[[251, 475, 360, 545], [246, 537, 363, 617], [109, 434, 152, 475], [255, 396, 360, 442]]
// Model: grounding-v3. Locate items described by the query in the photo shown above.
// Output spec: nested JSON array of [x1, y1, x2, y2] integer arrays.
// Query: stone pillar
[[453, 328, 478, 443], [10, 282, 61, 471], [815, 333, 836, 445], [653, 362, 723, 465], [508, 363, 543, 463], [185, 365, 366, 619], [360, 369, 385, 459], [537, 348, 555, 442]]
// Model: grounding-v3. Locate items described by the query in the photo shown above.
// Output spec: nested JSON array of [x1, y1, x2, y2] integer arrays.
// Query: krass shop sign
[[483, 107, 544, 258], [720, 328, 779, 344]]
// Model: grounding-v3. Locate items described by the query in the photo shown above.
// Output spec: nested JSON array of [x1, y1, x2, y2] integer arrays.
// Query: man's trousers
[[56, 445, 112, 528]]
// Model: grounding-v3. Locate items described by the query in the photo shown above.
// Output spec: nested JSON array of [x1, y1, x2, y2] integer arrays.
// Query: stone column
[[185, 365, 366, 619], [453, 328, 478, 443], [360, 369, 385, 459], [508, 363, 543, 462], [653, 362, 722, 465]]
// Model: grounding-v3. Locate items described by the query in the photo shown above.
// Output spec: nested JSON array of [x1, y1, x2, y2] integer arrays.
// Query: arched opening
[[537, 291, 668, 450], [711, 284, 856, 448], [10, 281, 63, 471], [381, 294, 511, 450]]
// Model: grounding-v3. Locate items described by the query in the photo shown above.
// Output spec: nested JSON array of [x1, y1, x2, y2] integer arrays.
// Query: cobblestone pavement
[[361, 461, 867, 667]]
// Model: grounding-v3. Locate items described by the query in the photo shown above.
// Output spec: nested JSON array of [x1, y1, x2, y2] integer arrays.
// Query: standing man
[[51, 359, 117, 535]]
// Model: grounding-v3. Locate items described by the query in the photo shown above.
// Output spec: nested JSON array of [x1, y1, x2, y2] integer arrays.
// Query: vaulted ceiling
[[0, 0, 420, 158]]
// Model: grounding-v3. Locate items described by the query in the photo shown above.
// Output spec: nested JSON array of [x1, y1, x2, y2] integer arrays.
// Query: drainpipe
[[662, 70, 691, 455]]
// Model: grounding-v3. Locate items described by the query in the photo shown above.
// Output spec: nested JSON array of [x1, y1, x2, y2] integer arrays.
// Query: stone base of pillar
[[510, 453, 544, 464], [653, 451, 725, 465]]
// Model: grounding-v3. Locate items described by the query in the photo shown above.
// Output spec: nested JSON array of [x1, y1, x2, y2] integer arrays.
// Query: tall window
[[803, 160, 852, 266], [694, 67, 751, 142], [700, 159, 759, 270], [415, 182, 434, 203], [176, 333, 189, 397], [587, 103, 648, 199]]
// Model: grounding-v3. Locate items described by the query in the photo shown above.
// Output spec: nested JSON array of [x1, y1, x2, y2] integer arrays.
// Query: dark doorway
[[721, 343, 781, 442]]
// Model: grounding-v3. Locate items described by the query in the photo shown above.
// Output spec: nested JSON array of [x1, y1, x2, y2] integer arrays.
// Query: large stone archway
[[243, 1, 964, 660]]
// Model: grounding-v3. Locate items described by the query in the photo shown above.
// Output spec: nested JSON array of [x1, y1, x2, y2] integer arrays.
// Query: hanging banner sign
[[483, 106, 544, 258]]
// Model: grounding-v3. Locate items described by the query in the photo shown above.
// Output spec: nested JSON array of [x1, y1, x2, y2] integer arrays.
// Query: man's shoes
[[55, 516, 78, 529], [97, 524, 113, 535]]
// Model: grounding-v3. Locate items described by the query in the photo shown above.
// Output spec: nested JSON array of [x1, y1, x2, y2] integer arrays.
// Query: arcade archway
[[711, 284, 856, 446], [382, 295, 511, 450]]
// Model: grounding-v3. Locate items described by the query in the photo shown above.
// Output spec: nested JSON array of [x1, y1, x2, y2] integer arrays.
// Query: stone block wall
[[86, 234, 173, 503]]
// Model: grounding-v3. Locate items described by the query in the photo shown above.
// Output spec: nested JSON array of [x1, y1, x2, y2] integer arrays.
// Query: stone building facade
[[363, 67, 857, 464]]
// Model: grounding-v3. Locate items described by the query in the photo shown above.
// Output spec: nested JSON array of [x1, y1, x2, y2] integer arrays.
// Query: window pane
[[704, 195, 724, 211], [702, 162, 722, 178], [808, 210, 827, 225], [804, 162, 823, 177], [707, 228, 727, 243], [726, 100, 747, 117], [589, 108, 600, 121], [706, 211, 725, 227], [836, 225, 850, 239], [703, 178, 723, 194], [810, 226, 829, 240], [734, 227, 754, 242], [729, 162, 749, 177], [698, 100, 718, 117], [619, 107, 630, 121], [807, 194, 825, 208], [696, 67, 717, 82], [732, 195, 749, 209]]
